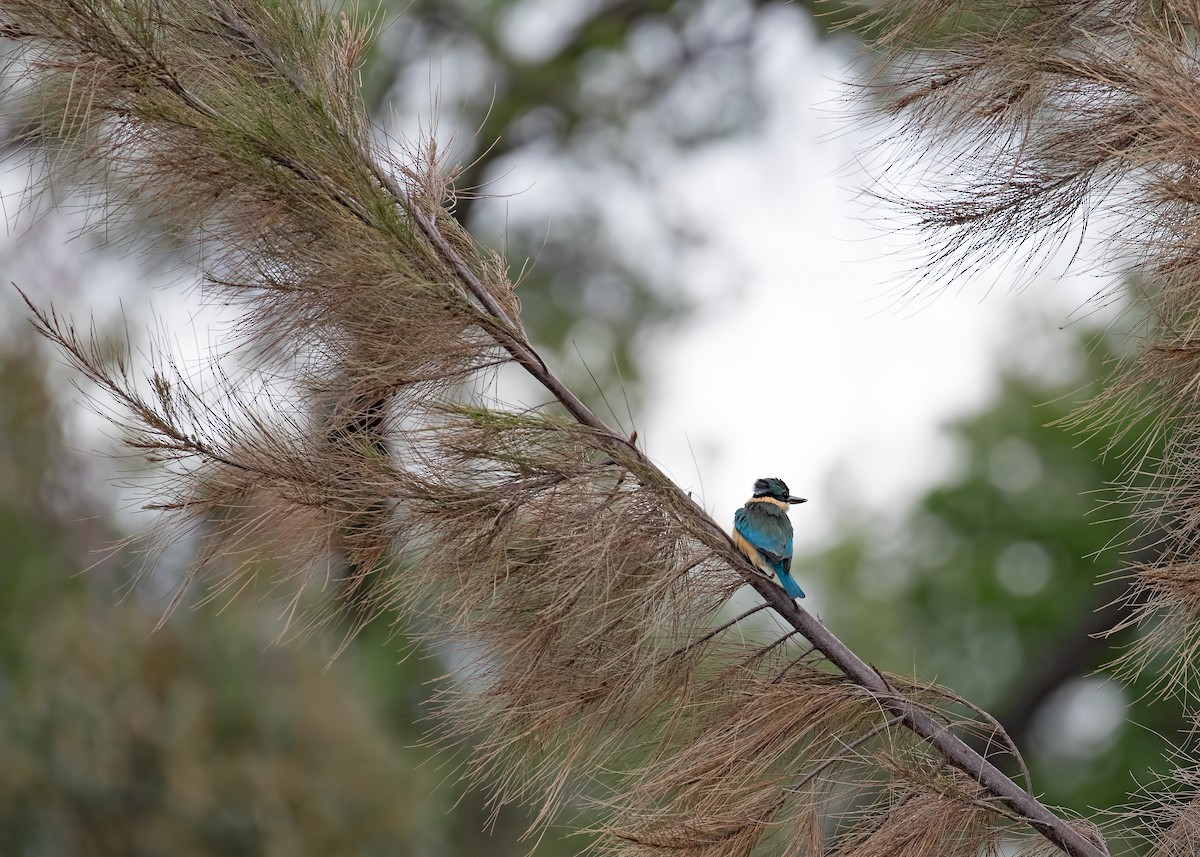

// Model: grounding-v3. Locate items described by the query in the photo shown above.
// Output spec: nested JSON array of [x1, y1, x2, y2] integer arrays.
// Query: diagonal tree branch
[[404, 136, 1109, 857]]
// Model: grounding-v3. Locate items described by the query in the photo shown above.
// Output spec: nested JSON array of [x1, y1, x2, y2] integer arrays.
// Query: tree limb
[[403, 160, 1110, 857]]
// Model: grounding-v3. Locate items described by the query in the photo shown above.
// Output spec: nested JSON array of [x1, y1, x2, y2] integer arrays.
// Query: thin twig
[[783, 714, 907, 796], [935, 685, 1035, 797], [771, 643, 816, 684], [655, 602, 772, 666]]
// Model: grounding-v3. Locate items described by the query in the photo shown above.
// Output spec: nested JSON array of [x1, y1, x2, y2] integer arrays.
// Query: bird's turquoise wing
[[733, 506, 793, 570]]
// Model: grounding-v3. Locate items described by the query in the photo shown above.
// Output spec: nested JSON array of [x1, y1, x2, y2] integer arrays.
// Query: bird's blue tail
[[777, 569, 805, 599]]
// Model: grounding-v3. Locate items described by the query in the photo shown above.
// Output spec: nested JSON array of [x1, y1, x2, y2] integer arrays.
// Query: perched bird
[[732, 477, 807, 599]]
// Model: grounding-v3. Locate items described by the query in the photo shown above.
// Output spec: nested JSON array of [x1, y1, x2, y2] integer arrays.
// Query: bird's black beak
[[788, 496, 807, 505]]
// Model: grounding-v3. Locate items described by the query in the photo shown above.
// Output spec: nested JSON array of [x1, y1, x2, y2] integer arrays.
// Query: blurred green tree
[[794, 316, 1178, 814], [0, 333, 589, 855]]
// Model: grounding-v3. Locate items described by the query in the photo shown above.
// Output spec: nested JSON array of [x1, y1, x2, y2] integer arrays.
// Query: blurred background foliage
[[0, 0, 1180, 853], [794, 317, 1182, 814]]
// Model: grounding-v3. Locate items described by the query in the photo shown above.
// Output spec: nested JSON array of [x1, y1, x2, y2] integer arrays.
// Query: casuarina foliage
[[10, 0, 1189, 854]]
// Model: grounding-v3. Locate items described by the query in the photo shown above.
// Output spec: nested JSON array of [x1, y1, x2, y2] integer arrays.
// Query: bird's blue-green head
[[753, 477, 806, 505]]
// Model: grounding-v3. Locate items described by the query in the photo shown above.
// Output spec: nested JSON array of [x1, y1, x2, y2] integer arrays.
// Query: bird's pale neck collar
[[747, 496, 789, 511]]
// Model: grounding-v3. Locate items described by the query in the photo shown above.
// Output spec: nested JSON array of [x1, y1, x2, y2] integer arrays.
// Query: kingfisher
[[732, 477, 807, 599]]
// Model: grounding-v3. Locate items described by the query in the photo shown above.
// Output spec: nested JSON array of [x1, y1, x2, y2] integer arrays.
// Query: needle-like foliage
[[2, 1, 1114, 855]]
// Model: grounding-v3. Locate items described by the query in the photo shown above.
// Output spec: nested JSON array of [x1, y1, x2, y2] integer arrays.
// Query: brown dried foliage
[[1150, 794, 1200, 857], [3, 1, 1105, 855]]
